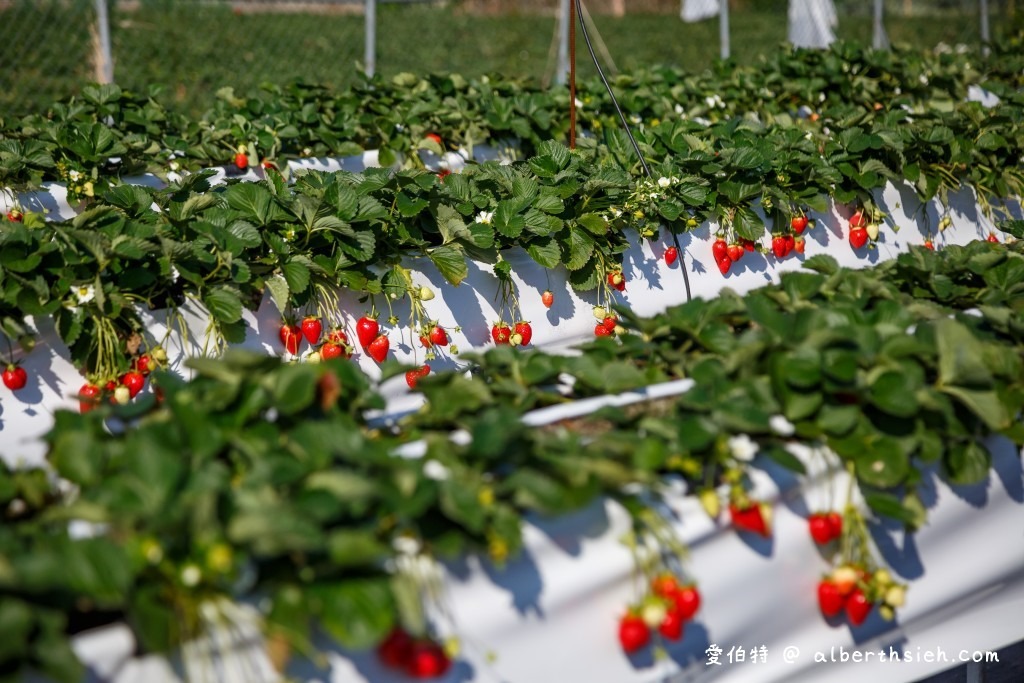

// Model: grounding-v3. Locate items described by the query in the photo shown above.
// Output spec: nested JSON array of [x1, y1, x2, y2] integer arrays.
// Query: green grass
[[2, 3, 1018, 117]]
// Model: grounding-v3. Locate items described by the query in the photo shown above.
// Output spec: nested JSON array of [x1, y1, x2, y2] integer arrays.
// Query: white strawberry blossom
[[657, 176, 671, 189], [728, 434, 758, 462], [476, 210, 494, 225], [74, 284, 95, 305], [769, 415, 796, 436]]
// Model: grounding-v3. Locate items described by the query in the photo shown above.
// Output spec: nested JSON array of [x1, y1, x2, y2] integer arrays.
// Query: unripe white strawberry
[[419, 286, 435, 301], [593, 306, 607, 320], [866, 223, 880, 241], [113, 386, 131, 405]]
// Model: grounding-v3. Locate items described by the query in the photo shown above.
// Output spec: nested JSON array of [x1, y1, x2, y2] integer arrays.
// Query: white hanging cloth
[[788, 0, 837, 49], [681, 0, 718, 23]]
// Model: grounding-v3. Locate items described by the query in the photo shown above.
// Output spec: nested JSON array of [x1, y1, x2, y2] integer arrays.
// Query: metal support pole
[[365, 0, 376, 78], [980, 0, 991, 56], [719, 0, 730, 60], [94, 0, 114, 83], [873, 0, 889, 50], [569, 0, 577, 148], [556, 0, 570, 86]]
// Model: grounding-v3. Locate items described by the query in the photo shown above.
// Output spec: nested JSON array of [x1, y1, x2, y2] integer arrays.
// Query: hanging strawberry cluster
[[489, 258, 533, 350]]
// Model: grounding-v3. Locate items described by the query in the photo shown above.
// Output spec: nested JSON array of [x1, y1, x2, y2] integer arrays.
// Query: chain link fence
[[1, 0, 1018, 118]]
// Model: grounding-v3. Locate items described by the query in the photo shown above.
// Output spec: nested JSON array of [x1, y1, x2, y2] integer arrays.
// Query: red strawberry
[[607, 270, 626, 291], [712, 238, 729, 261], [79, 383, 101, 413], [729, 502, 770, 537], [120, 371, 145, 399], [772, 235, 787, 258], [832, 566, 859, 596], [356, 316, 379, 348], [406, 364, 431, 388], [328, 328, 349, 346], [428, 326, 448, 347], [716, 256, 732, 275], [791, 215, 809, 233], [367, 335, 389, 363], [133, 354, 154, 375], [6, 208, 24, 223], [923, 239, 935, 250], [405, 640, 450, 678], [377, 628, 413, 669], [321, 342, 344, 360], [826, 512, 843, 540], [727, 243, 744, 262], [491, 322, 511, 345], [514, 321, 533, 346], [808, 514, 833, 545], [987, 232, 1000, 243], [849, 227, 869, 249], [419, 335, 432, 348], [670, 585, 701, 621], [234, 152, 248, 171], [741, 238, 756, 252], [658, 608, 685, 641], [602, 315, 618, 332], [651, 574, 679, 598], [664, 246, 679, 266], [594, 323, 614, 337], [618, 614, 650, 653], [541, 290, 554, 308], [784, 234, 795, 255], [436, 168, 451, 181], [818, 580, 844, 618], [301, 317, 322, 345], [845, 588, 873, 626], [425, 133, 443, 147], [279, 323, 302, 355], [2, 364, 27, 391], [794, 236, 806, 254], [849, 209, 868, 229]]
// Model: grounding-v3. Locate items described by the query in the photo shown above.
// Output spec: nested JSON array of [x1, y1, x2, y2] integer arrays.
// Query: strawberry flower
[[769, 415, 796, 436], [475, 210, 494, 225], [74, 284, 95, 305], [727, 434, 758, 462]]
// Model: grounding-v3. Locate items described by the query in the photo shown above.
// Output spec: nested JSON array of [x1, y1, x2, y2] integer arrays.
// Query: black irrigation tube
[[573, 0, 692, 302]]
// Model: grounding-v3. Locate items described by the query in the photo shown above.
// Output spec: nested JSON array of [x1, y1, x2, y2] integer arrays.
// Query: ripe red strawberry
[[772, 235, 788, 258], [420, 335, 432, 348], [321, 342, 345, 360], [79, 383, 101, 413], [784, 234, 795, 255], [377, 628, 413, 669], [923, 239, 935, 250], [436, 169, 451, 181], [406, 365, 431, 388], [425, 133, 443, 147], [6, 208, 23, 223], [670, 585, 701, 621], [791, 215, 809, 233], [514, 321, 533, 346], [120, 371, 145, 399], [602, 315, 618, 332], [405, 640, 450, 678], [664, 246, 678, 266], [429, 325, 449, 347], [2, 364, 27, 391], [849, 209, 868, 229], [607, 270, 626, 291], [741, 238, 756, 252], [594, 323, 614, 337], [367, 335, 389, 363], [105, 380, 118, 392], [987, 232, 999, 243], [712, 238, 729, 261], [727, 243, 744, 262], [658, 608, 685, 641], [234, 152, 248, 171], [849, 227, 869, 249], [327, 328, 349, 346], [279, 323, 302, 355], [716, 256, 732, 275], [618, 614, 650, 653], [356, 316, 379, 348], [808, 514, 833, 545], [826, 512, 843, 539], [491, 322, 511, 345], [541, 290, 554, 308], [133, 354, 154, 375], [729, 502, 770, 537], [794, 236, 806, 254], [818, 580, 844, 618], [301, 316, 322, 345], [845, 588, 873, 626]]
